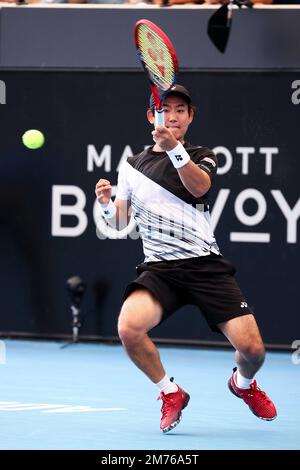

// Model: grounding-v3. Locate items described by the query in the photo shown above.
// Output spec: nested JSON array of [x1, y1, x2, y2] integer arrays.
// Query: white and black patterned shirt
[[116, 143, 220, 263]]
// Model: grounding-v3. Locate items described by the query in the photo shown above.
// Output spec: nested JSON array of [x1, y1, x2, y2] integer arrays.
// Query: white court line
[[0, 403, 66, 411], [0, 401, 127, 413], [45, 407, 127, 413]]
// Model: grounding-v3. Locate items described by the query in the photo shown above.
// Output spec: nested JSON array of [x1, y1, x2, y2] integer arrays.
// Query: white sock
[[155, 374, 178, 395], [235, 369, 253, 389]]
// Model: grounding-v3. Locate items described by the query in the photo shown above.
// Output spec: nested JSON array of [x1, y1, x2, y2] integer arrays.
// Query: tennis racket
[[134, 19, 179, 127]]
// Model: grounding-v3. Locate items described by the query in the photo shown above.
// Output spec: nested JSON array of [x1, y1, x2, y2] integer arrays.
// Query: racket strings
[[137, 24, 176, 91]]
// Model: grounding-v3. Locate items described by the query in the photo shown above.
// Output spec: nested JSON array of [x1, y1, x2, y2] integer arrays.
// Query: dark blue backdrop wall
[[0, 71, 299, 346]]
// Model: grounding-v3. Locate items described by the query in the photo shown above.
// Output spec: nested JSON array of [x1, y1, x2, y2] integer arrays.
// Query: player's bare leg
[[218, 314, 277, 420], [218, 314, 265, 378], [118, 288, 190, 432], [118, 288, 165, 383]]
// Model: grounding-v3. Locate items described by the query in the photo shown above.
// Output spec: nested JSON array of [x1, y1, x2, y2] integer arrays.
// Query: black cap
[[149, 84, 191, 109]]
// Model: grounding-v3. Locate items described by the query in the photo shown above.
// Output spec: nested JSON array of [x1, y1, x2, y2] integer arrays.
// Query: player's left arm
[[152, 126, 215, 198], [176, 161, 211, 198]]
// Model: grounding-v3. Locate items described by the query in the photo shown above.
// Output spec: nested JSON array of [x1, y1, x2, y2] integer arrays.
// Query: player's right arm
[[95, 178, 131, 229]]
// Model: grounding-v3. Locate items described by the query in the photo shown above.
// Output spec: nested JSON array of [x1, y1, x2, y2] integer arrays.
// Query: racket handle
[[155, 109, 164, 127]]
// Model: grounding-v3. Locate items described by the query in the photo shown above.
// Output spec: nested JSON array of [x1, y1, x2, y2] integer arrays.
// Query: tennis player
[[95, 84, 277, 433]]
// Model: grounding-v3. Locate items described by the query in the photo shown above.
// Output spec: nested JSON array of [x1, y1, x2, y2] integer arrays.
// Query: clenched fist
[[152, 126, 178, 152], [95, 179, 112, 206]]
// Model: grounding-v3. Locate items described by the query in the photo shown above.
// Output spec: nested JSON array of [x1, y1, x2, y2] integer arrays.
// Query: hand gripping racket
[[134, 19, 179, 127]]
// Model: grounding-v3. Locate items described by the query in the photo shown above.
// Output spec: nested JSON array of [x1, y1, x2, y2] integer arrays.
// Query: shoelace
[[158, 393, 176, 416], [250, 381, 271, 403]]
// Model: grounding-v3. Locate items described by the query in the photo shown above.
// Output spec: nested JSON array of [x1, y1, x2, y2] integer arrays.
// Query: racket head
[[134, 19, 179, 111]]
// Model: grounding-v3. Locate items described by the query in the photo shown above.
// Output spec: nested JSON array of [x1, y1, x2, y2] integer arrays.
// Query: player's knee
[[245, 343, 265, 367], [117, 315, 143, 346], [118, 322, 134, 344]]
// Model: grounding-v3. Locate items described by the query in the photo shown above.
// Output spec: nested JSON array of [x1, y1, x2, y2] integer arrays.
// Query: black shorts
[[123, 253, 254, 333]]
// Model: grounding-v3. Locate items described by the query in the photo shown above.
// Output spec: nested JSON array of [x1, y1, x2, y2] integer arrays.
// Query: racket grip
[[155, 109, 164, 127]]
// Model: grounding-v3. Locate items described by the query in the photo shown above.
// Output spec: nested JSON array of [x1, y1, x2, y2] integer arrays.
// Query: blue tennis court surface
[[0, 339, 299, 450]]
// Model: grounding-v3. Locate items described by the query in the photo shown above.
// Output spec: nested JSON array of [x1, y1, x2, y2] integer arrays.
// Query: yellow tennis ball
[[22, 129, 45, 149]]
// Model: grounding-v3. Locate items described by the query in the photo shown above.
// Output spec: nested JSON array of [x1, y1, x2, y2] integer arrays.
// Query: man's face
[[148, 94, 194, 143]]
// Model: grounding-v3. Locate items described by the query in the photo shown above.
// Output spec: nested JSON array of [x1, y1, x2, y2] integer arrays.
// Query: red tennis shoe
[[228, 367, 277, 421], [158, 383, 190, 433]]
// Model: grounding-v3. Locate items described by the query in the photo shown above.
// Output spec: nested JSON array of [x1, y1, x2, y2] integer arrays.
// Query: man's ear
[[147, 109, 155, 125], [188, 108, 194, 124]]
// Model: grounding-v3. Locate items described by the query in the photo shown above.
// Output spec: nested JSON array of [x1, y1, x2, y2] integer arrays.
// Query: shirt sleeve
[[115, 161, 131, 200], [195, 150, 218, 183]]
